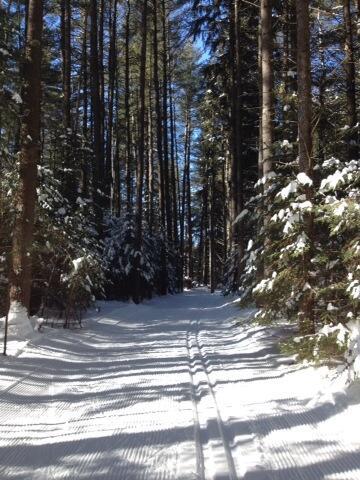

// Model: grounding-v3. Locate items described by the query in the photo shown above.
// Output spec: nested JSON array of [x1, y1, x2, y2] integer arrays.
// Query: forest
[[0, 0, 359, 360], [1, 1, 360, 478]]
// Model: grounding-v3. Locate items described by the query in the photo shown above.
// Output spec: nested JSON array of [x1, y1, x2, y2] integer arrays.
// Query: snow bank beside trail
[[346, 320, 360, 381], [7, 302, 34, 338], [0, 302, 38, 356], [292, 320, 360, 413]]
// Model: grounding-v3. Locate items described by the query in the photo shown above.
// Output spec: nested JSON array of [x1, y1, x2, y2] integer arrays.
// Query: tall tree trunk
[[153, 0, 168, 295], [258, 12, 263, 179], [147, 100, 154, 231], [60, 0, 71, 131], [209, 163, 215, 293], [134, 0, 148, 303], [318, 8, 326, 163], [198, 186, 205, 283], [81, 5, 89, 196], [180, 106, 191, 285], [260, 0, 274, 177], [296, 0, 315, 334], [169, 51, 178, 245], [107, 0, 118, 214], [229, 0, 238, 246], [343, 0, 358, 159], [222, 159, 228, 276], [260, 0, 274, 276], [153, 0, 165, 230], [90, 0, 104, 222], [229, 0, 244, 268], [161, 0, 172, 242], [125, 0, 132, 213], [113, 72, 121, 217], [283, 0, 298, 147], [9, 0, 43, 313], [186, 152, 193, 279], [183, 103, 193, 279], [99, 0, 105, 131]]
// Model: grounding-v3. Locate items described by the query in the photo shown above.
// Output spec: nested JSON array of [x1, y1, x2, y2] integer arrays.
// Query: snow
[[277, 180, 298, 200], [297, 172, 313, 186], [0, 290, 360, 479], [1, 302, 37, 356], [320, 170, 345, 191], [346, 320, 360, 380], [12, 93, 22, 104], [294, 232, 308, 252], [72, 257, 85, 272], [253, 272, 277, 294], [233, 209, 249, 225], [347, 280, 360, 300]]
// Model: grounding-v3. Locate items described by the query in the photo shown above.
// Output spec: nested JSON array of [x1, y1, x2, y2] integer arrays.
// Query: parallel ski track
[[186, 329, 206, 480], [2, 294, 360, 480], [187, 318, 238, 480]]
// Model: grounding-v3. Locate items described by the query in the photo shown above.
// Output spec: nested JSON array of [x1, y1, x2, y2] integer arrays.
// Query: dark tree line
[[0, 0, 359, 354]]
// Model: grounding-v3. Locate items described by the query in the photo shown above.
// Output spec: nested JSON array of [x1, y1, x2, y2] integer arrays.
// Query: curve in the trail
[[0, 289, 359, 480]]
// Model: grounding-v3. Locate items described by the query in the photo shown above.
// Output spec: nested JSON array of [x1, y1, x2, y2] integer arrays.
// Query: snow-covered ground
[[0, 289, 359, 479]]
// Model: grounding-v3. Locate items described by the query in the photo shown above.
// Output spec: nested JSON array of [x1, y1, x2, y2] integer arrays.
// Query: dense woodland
[[0, 0, 359, 358]]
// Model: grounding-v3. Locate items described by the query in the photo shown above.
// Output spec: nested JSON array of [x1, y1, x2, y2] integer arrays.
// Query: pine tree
[[9, 0, 43, 313]]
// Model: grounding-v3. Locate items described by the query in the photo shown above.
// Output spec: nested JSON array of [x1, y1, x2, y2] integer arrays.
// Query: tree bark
[[260, 0, 274, 177], [107, 0, 118, 215], [90, 0, 104, 220], [209, 163, 215, 293], [134, 0, 148, 303], [169, 72, 178, 245], [125, 0, 132, 213], [343, 0, 358, 159], [60, 0, 71, 131], [80, 5, 89, 196], [161, 0, 172, 243], [153, 0, 165, 230], [9, 0, 43, 312], [296, 0, 315, 334], [180, 106, 191, 284]]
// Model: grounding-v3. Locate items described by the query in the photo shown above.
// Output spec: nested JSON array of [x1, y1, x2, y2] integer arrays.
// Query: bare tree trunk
[[318, 9, 326, 163], [296, 0, 315, 334], [125, 0, 132, 213], [161, 0, 172, 243], [180, 106, 191, 284], [343, 0, 358, 159], [209, 163, 215, 293], [90, 0, 104, 222], [99, 0, 105, 132], [81, 6, 89, 196], [222, 159, 228, 276], [147, 100, 154, 231], [258, 13, 263, 179], [134, 0, 148, 303], [260, 0, 274, 176], [229, 0, 244, 270], [113, 69, 121, 217], [9, 0, 43, 312], [60, 0, 71, 131], [229, 0, 239, 247], [107, 0, 118, 214], [169, 58, 178, 245], [184, 104, 193, 279], [153, 0, 165, 230]]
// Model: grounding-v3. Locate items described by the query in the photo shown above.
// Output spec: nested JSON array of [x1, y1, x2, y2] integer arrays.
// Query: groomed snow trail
[[1, 290, 360, 480]]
